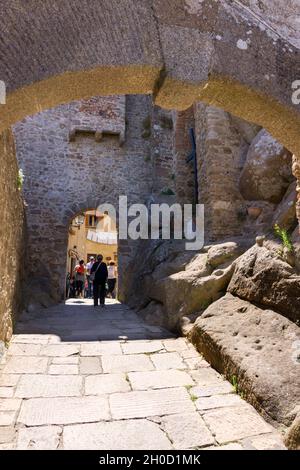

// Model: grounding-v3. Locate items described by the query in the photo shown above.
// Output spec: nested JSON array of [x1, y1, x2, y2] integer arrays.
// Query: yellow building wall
[[67, 212, 117, 275]]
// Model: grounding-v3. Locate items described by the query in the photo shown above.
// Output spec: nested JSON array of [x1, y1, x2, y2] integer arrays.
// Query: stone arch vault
[[0, 0, 300, 155]]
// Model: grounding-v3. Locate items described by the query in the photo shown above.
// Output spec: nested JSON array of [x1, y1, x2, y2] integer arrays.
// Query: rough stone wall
[[194, 103, 246, 241], [173, 108, 195, 204], [13, 95, 153, 303], [151, 106, 176, 197], [0, 129, 25, 347], [70, 96, 126, 143]]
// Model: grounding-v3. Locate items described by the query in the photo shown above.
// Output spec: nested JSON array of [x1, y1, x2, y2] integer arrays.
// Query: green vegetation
[[184, 384, 193, 391], [231, 375, 244, 399], [17, 168, 24, 191], [274, 224, 293, 252]]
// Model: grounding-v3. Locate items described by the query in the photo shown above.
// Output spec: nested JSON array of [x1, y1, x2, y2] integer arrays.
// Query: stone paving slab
[[51, 357, 79, 365], [7, 343, 42, 356], [121, 340, 164, 355], [150, 352, 186, 370], [110, 387, 195, 420], [163, 338, 189, 352], [0, 375, 20, 387], [80, 342, 122, 356], [161, 412, 214, 449], [18, 396, 110, 426], [196, 394, 245, 411], [0, 398, 22, 411], [79, 357, 102, 375], [40, 344, 80, 357], [0, 411, 17, 426], [191, 382, 234, 397], [17, 426, 62, 450], [63, 420, 173, 450], [189, 367, 226, 386], [0, 387, 14, 398], [241, 433, 287, 450], [15, 375, 82, 398], [11, 335, 50, 344], [128, 370, 194, 390], [2, 357, 48, 374], [48, 364, 79, 375], [102, 354, 154, 373], [85, 374, 130, 395], [0, 426, 15, 444], [202, 406, 273, 444], [0, 299, 286, 450]]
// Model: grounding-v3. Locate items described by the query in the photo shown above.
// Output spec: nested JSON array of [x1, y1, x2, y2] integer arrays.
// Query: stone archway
[[0, 0, 300, 155], [13, 95, 154, 307], [1, 0, 300, 340]]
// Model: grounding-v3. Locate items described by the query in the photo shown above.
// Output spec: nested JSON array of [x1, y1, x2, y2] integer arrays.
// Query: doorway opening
[[66, 209, 118, 301]]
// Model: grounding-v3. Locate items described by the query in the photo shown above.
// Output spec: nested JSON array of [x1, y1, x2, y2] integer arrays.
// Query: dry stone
[[102, 354, 154, 373], [161, 412, 214, 449], [40, 344, 79, 357], [2, 356, 48, 374], [79, 357, 102, 375], [80, 342, 122, 356], [0, 426, 15, 444], [228, 245, 300, 323], [109, 387, 195, 420], [150, 352, 186, 370], [122, 340, 164, 355], [272, 180, 297, 230], [195, 394, 245, 411], [18, 396, 110, 426], [63, 420, 172, 450], [239, 129, 293, 203], [128, 370, 194, 390], [189, 293, 300, 445], [49, 364, 78, 375], [15, 375, 82, 398], [85, 374, 130, 395], [17, 426, 62, 450], [203, 406, 272, 444]]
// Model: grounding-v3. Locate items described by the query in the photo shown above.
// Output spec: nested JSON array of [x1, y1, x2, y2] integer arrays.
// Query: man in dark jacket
[[91, 254, 108, 307]]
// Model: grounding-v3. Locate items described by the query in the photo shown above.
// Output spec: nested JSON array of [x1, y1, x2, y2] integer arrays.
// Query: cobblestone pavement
[[0, 299, 286, 450]]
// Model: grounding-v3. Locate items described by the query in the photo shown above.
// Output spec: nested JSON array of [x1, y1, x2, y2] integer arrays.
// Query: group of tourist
[[67, 255, 117, 307]]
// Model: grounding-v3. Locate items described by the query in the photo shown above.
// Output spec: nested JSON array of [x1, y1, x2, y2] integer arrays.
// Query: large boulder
[[207, 241, 242, 268], [228, 245, 300, 323], [272, 180, 297, 231], [138, 301, 166, 328], [189, 293, 300, 447], [239, 129, 293, 203], [148, 264, 234, 330]]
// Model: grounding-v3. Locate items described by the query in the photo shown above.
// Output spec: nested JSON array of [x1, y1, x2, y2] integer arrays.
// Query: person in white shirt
[[85, 256, 95, 298], [107, 261, 117, 298]]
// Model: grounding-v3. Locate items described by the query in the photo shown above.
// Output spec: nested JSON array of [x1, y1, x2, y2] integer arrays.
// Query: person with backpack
[[90, 254, 108, 307]]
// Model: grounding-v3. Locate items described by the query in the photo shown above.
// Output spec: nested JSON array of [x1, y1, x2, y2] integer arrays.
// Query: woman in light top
[[107, 261, 117, 299]]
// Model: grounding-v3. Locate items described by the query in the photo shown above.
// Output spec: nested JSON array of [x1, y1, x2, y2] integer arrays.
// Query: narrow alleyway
[[0, 299, 285, 450]]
